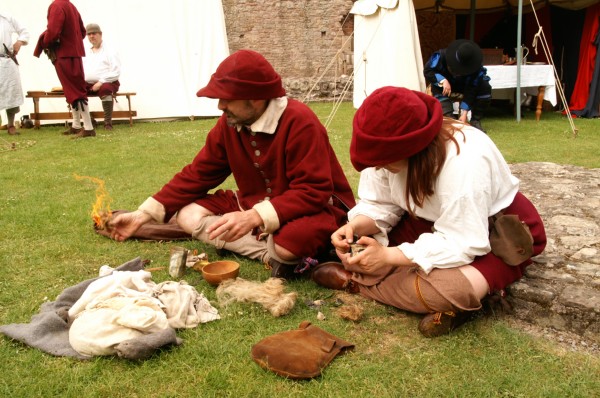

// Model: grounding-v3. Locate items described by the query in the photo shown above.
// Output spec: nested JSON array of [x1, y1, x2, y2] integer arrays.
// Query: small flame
[[74, 174, 113, 229]]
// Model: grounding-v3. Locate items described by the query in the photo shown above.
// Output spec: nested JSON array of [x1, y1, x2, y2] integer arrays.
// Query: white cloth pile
[[68, 269, 219, 357]]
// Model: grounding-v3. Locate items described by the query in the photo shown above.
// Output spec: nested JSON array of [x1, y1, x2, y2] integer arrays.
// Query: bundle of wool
[[216, 278, 297, 317]]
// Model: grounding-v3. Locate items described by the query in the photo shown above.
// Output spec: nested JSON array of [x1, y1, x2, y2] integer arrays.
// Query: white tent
[[3, 0, 229, 124], [351, 0, 426, 108]]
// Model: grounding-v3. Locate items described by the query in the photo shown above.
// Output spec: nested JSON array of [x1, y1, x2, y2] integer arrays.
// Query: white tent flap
[[3, 0, 229, 123], [352, 0, 426, 108]]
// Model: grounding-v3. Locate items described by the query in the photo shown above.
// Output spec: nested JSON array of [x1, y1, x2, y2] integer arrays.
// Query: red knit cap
[[196, 50, 286, 100], [350, 86, 443, 171]]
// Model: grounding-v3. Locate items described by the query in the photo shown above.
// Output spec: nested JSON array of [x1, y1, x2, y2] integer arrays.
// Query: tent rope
[[529, 1, 578, 137]]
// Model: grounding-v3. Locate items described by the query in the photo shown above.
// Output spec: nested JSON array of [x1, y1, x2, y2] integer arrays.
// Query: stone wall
[[508, 162, 599, 343], [221, 0, 355, 101]]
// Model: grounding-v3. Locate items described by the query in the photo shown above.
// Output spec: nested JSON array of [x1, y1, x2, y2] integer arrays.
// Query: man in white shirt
[[0, 12, 29, 136], [82, 23, 120, 130]]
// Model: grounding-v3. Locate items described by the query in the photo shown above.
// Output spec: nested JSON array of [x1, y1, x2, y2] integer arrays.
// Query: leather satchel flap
[[251, 322, 354, 379], [489, 213, 534, 266]]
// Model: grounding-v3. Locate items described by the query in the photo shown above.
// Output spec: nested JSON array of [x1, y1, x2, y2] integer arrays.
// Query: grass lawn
[[0, 102, 598, 397]]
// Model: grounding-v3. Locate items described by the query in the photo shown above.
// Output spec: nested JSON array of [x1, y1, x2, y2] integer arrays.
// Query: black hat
[[446, 39, 483, 76]]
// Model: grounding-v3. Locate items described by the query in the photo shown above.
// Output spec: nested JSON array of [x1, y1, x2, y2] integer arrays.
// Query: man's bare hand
[[108, 210, 152, 242], [206, 209, 262, 242], [441, 79, 452, 96]]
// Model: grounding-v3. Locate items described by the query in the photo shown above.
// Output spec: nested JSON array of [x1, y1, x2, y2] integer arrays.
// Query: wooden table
[[485, 64, 557, 121], [25, 91, 137, 129]]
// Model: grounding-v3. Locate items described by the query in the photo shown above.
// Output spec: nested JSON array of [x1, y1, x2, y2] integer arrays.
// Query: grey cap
[[86, 23, 102, 34]]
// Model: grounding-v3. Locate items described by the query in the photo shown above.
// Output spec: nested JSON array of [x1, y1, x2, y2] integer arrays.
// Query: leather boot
[[7, 125, 19, 135], [310, 261, 359, 293], [62, 126, 82, 135], [102, 100, 114, 130], [418, 311, 473, 338], [71, 129, 97, 139], [268, 259, 300, 280]]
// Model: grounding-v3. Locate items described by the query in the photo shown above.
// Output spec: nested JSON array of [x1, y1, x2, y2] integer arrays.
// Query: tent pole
[[470, 0, 476, 41], [516, 0, 523, 122]]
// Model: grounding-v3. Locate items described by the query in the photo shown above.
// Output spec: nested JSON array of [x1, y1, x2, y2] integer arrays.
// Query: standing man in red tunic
[[109, 50, 355, 279], [33, 0, 95, 138]]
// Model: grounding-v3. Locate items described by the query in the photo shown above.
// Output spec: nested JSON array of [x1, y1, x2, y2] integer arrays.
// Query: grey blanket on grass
[[0, 257, 181, 360]]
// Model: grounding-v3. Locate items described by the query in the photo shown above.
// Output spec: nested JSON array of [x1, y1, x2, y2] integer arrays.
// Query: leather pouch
[[489, 212, 534, 266], [251, 321, 354, 379]]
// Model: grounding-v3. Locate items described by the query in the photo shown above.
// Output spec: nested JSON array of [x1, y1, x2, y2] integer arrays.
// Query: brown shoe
[[310, 261, 359, 293], [62, 127, 82, 135], [418, 311, 473, 338], [103, 123, 113, 130], [7, 126, 19, 135], [268, 260, 296, 280], [71, 129, 96, 139]]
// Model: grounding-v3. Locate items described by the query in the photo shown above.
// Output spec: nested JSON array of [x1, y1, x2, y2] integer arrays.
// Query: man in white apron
[[0, 12, 29, 136]]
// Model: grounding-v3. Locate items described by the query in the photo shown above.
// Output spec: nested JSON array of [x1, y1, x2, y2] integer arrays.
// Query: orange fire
[[74, 174, 113, 229]]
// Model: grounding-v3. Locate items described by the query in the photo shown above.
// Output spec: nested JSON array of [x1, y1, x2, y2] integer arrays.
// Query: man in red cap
[[424, 39, 492, 133], [109, 49, 355, 279], [313, 86, 546, 337]]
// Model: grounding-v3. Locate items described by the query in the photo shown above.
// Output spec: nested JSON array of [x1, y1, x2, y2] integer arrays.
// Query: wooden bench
[[25, 91, 137, 129]]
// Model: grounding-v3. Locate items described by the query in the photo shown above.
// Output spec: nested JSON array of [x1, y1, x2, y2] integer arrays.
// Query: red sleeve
[[152, 117, 232, 220], [43, 3, 65, 46]]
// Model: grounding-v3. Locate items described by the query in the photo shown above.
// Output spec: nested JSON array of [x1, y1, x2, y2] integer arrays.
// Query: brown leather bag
[[489, 212, 534, 266], [251, 321, 354, 379]]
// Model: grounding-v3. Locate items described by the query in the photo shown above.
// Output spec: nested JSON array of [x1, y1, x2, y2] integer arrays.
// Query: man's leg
[[101, 96, 114, 130], [178, 201, 315, 279], [6, 107, 19, 135], [430, 84, 455, 117], [470, 80, 492, 133], [64, 108, 83, 135], [71, 100, 96, 139]]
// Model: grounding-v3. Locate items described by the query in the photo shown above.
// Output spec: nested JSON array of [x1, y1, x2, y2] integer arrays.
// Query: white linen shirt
[[84, 42, 121, 84], [348, 124, 519, 273]]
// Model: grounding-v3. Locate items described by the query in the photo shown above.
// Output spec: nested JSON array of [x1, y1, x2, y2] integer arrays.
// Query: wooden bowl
[[201, 260, 240, 286]]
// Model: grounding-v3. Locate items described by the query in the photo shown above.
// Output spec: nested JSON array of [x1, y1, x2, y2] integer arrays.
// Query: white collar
[[240, 96, 287, 135]]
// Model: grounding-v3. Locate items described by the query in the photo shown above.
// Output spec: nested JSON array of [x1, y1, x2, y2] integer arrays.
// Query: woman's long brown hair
[[405, 118, 464, 216]]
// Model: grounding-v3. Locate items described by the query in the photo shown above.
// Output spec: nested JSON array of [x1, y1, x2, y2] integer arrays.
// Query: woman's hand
[[331, 223, 355, 257], [345, 236, 408, 273]]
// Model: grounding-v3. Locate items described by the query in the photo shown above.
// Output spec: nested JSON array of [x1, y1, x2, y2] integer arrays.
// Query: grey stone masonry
[[508, 162, 599, 343]]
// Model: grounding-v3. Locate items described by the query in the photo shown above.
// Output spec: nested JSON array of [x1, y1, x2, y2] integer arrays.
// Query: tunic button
[[250, 131, 256, 136], [254, 150, 261, 156], [264, 197, 270, 201], [254, 163, 260, 168], [265, 179, 270, 184], [251, 141, 257, 147], [266, 188, 272, 194]]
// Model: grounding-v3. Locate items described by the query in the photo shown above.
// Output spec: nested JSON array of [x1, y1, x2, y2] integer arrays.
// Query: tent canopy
[[412, 0, 600, 13]]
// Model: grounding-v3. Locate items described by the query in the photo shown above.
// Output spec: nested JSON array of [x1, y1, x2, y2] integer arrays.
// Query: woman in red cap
[[314, 86, 546, 337]]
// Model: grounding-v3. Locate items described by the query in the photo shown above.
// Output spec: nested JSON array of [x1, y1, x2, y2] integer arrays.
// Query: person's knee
[[272, 243, 297, 262], [176, 204, 213, 234]]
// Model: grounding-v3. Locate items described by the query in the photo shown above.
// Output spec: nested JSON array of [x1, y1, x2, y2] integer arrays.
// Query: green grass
[[1, 102, 598, 397]]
